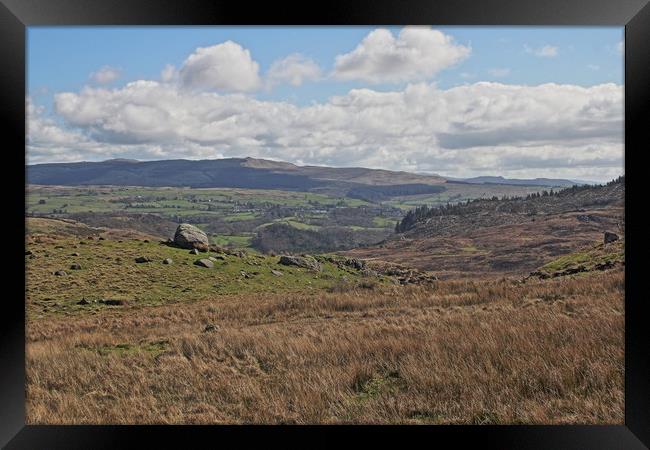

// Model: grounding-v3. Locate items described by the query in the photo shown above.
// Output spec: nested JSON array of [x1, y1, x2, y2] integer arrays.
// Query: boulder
[[271, 269, 284, 277], [163, 258, 173, 265], [70, 263, 82, 270], [135, 256, 151, 263], [54, 270, 67, 276], [194, 258, 214, 268], [604, 231, 619, 244], [278, 255, 322, 272], [173, 223, 210, 250]]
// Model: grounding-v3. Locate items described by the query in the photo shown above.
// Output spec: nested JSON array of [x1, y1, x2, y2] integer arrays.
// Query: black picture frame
[[2, 0, 648, 448]]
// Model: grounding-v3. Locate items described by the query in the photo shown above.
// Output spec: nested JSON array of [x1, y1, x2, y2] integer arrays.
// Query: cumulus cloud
[[266, 53, 322, 88], [35, 79, 623, 180], [160, 64, 177, 82], [525, 44, 558, 57], [487, 68, 510, 77], [332, 26, 470, 83], [89, 66, 121, 84], [178, 41, 261, 92]]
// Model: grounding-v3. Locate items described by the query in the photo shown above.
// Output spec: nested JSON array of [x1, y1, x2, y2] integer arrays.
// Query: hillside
[[27, 157, 447, 194], [25, 217, 623, 424], [344, 178, 624, 278]]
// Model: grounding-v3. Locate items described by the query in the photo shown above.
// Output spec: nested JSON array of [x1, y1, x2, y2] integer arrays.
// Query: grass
[[539, 241, 624, 276], [26, 268, 624, 424], [25, 235, 382, 317]]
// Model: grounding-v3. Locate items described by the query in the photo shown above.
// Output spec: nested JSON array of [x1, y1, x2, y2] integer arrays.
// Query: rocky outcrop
[[278, 255, 322, 272]]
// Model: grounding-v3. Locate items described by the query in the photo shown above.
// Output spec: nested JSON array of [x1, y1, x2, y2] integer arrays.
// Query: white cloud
[[332, 26, 470, 83], [89, 66, 121, 84], [37, 79, 623, 180], [487, 68, 510, 77], [178, 41, 261, 92], [525, 44, 558, 58], [587, 64, 600, 71], [160, 64, 177, 82], [266, 53, 322, 88]]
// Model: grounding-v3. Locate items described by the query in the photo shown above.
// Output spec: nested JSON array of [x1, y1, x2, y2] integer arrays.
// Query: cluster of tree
[[347, 184, 446, 202], [394, 176, 624, 234]]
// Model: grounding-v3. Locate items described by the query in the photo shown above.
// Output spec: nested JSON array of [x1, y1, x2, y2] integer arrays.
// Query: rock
[[189, 249, 200, 255], [77, 298, 90, 305], [271, 269, 284, 277], [70, 263, 82, 270], [173, 223, 210, 250], [71, 252, 80, 257], [163, 258, 173, 265], [87, 236, 95, 240], [345, 258, 366, 270], [143, 239, 150, 243], [212, 255, 226, 260], [203, 324, 219, 333], [99, 298, 127, 306], [54, 270, 67, 276], [135, 256, 151, 263], [194, 258, 214, 268], [25, 250, 33, 256], [604, 231, 619, 244], [278, 255, 322, 272], [98, 237, 105, 241]]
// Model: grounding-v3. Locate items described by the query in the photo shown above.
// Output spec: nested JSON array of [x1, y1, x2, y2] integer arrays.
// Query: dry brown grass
[[26, 269, 624, 424]]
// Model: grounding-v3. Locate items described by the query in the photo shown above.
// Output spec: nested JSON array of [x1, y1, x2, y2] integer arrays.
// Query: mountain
[[447, 176, 587, 187], [27, 157, 447, 196]]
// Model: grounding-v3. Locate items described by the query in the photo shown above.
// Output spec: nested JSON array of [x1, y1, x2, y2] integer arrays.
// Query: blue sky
[[27, 26, 624, 181]]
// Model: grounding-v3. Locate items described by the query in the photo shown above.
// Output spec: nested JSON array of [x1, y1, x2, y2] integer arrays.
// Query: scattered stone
[[98, 237, 105, 241], [163, 258, 173, 265], [189, 249, 200, 255], [71, 252, 80, 257], [135, 256, 151, 263], [55, 245, 64, 249], [77, 298, 90, 305], [173, 223, 210, 250], [70, 263, 82, 270], [194, 258, 214, 268], [144, 239, 150, 243], [278, 255, 322, 272], [271, 269, 284, 277], [25, 250, 33, 256], [604, 231, 619, 244], [203, 324, 219, 333], [212, 255, 226, 260], [54, 270, 67, 276], [87, 236, 95, 240]]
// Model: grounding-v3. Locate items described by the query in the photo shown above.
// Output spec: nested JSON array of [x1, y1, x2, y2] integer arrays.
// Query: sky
[[27, 26, 624, 181]]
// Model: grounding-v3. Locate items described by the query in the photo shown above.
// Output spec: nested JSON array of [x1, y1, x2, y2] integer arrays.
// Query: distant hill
[[27, 157, 447, 197], [447, 175, 587, 187]]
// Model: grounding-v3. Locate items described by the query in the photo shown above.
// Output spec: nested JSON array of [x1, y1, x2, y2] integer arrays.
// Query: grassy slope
[[26, 235, 382, 318]]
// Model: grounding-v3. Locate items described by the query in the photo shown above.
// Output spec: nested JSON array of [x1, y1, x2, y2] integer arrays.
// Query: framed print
[[1, 0, 649, 447]]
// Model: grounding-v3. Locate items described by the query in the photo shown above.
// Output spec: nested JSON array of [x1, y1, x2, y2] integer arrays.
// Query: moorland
[[25, 158, 624, 424]]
